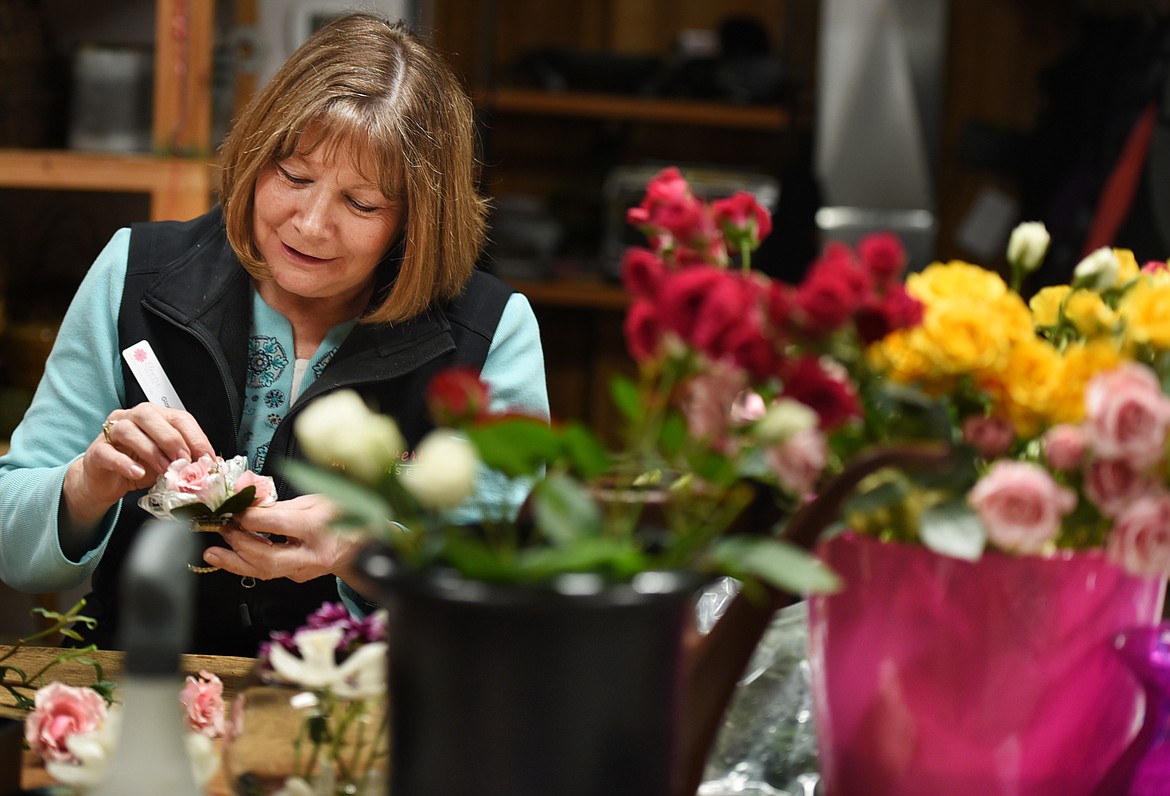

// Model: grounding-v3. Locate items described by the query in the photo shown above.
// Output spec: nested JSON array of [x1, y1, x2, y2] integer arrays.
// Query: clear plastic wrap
[[698, 578, 821, 796]]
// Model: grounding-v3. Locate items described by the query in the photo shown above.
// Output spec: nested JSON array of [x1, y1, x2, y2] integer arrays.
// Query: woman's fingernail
[[130, 464, 146, 479], [204, 551, 220, 565]]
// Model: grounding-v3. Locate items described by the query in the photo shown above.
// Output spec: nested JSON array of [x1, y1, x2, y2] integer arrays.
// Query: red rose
[[857, 232, 907, 288], [620, 247, 667, 300], [794, 268, 857, 337], [780, 356, 862, 430], [689, 273, 748, 353], [624, 299, 663, 362], [657, 266, 729, 341], [712, 191, 773, 252], [722, 323, 780, 381], [853, 286, 924, 345], [426, 367, 490, 426]]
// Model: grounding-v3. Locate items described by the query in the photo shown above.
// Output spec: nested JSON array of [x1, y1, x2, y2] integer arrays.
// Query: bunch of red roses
[[619, 167, 923, 499]]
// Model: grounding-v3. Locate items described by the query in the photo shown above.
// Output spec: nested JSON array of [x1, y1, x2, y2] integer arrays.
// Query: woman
[[0, 14, 548, 655]]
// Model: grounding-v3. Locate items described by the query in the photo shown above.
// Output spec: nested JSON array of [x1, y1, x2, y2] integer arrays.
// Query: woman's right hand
[[62, 404, 215, 531]]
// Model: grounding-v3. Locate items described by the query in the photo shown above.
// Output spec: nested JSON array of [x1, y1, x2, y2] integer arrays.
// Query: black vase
[[353, 541, 705, 796]]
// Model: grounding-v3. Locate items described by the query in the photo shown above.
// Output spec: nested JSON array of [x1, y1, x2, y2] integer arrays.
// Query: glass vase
[[221, 663, 388, 796]]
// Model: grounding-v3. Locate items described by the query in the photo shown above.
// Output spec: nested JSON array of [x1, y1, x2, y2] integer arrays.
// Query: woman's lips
[[281, 242, 331, 264]]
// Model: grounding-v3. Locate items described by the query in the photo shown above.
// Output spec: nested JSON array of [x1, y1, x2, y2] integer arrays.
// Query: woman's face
[[252, 141, 403, 315]]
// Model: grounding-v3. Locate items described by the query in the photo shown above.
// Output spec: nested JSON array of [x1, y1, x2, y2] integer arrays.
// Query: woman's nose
[[293, 188, 333, 238]]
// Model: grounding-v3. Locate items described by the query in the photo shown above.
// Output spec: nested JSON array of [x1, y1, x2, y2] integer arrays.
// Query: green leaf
[[214, 485, 258, 516], [515, 537, 648, 581], [919, 498, 986, 561], [871, 383, 954, 442], [561, 422, 612, 479], [711, 536, 841, 595], [658, 411, 687, 458], [281, 459, 397, 530], [609, 376, 643, 423], [467, 417, 562, 477], [170, 502, 214, 520], [532, 474, 603, 546], [439, 537, 523, 581]]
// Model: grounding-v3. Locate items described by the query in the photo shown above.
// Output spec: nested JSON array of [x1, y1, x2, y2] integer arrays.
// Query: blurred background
[[3, 0, 1170, 637]]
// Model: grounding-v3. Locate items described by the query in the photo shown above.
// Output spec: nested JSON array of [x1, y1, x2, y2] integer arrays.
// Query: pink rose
[[234, 470, 278, 508], [163, 454, 227, 506], [679, 365, 749, 448], [1084, 364, 1170, 469], [1107, 493, 1170, 577], [25, 682, 108, 763], [765, 427, 828, 499], [967, 460, 1077, 554], [1083, 458, 1156, 517], [180, 670, 225, 738], [961, 414, 1015, 459], [1043, 424, 1086, 471]]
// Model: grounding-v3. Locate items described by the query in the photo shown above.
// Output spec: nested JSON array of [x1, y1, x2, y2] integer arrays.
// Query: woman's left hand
[[201, 494, 363, 582]]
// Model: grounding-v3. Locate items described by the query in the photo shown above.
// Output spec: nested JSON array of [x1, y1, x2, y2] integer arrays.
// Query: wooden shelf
[[480, 88, 790, 132], [505, 277, 631, 311], [0, 149, 216, 222]]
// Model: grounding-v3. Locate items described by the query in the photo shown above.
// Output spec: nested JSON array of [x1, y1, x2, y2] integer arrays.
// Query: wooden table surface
[[2, 645, 254, 795]]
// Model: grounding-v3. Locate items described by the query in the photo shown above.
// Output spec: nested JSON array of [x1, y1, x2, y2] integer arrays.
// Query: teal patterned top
[[239, 290, 355, 472]]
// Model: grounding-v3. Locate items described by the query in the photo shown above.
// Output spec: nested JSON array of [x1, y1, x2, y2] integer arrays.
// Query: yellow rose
[[1062, 289, 1117, 337], [1115, 248, 1140, 283], [921, 300, 1015, 375], [999, 338, 1063, 435], [990, 292, 1038, 342], [906, 261, 1008, 306], [1029, 285, 1070, 328], [868, 328, 935, 384], [1049, 341, 1124, 424], [1119, 278, 1170, 348]]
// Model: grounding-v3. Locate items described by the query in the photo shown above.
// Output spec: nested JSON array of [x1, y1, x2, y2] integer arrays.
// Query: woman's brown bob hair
[[217, 14, 489, 324]]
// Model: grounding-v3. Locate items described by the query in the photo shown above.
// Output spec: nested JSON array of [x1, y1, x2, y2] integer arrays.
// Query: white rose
[[1006, 221, 1050, 273], [294, 390, 405, 483], [755, 398, 818, 443], [1073, 247, 1119, 291], [399, 430, 479, 510]]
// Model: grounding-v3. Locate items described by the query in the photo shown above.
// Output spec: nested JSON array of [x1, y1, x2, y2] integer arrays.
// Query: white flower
[[268, 625, 388, 697], [755, 399, 818, 443], [1073, 246, 1119, 291], [1006, 221, 1050, 273], [295, 390, 405, 484], [399, 429, 479, 510], [185, 731, 221, 787]]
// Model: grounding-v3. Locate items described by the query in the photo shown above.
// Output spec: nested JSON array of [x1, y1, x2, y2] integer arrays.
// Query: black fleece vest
[[75, 208, 513, 656]]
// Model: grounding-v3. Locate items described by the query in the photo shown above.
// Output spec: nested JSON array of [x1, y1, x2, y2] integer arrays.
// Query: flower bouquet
[[808, 226, 1170, 795]]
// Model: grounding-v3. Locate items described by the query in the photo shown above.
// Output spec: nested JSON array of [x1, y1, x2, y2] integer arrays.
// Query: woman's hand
[[201, 494, 364, 583], [62, 404, 215, 531]]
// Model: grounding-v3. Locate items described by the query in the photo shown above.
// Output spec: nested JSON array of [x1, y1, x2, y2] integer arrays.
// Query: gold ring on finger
[[101, 418, 117, 445]]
